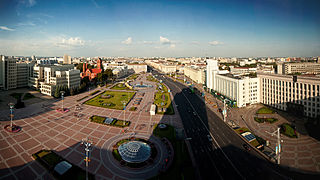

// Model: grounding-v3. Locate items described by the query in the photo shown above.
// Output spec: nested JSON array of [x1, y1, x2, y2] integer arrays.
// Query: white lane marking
[[165, 78, 245, 179]]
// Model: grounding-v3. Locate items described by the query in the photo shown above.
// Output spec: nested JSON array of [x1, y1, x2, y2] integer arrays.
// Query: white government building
[[206, 59, 260, 107]]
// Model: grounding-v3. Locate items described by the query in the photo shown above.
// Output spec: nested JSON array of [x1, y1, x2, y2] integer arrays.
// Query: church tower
[[97, 58, 102, 69]]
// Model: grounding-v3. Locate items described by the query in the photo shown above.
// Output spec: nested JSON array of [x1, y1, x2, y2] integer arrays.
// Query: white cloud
[[28, 0, 36, 7], [160, 36, 171, 45], [122, 37, 132, 45], [0, 26, 15, 31], [55, 37, 85, 47], [17, 21, 36, 26], [143, 41, 154, 45], [209, 40, 223, 46]]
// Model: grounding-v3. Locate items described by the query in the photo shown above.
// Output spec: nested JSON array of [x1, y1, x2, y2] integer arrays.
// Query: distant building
[[80, 58, 103, 80], [184, 66, 205, 84], [229, 66, 257, 75], [63, 54, 72, 64], [127, 64, 147, 73], [277, 62, 320, 75]]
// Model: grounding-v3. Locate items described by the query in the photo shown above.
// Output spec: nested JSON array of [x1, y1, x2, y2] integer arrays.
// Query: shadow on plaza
[[155, 69, 320, 180], [1, 71, 320, 180]]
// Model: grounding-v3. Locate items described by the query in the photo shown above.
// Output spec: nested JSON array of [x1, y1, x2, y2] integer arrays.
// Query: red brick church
[[80, 58, 103, 80]]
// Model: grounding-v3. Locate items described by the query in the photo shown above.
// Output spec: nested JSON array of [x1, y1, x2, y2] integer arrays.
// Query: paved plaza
[[0, 73, 182, 179]]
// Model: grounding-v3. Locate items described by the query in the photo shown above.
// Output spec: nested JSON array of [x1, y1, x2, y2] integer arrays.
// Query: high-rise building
[[0, 55, 17, 90], [206, 59, 219, 90], [63, 54, 72, 64]]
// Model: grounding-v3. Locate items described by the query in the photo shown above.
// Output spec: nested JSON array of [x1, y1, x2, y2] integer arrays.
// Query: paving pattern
[[0, 73, 182, 179]]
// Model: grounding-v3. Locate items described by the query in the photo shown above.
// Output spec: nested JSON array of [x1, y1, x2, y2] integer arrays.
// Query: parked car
[[207, 135, 212, 141]]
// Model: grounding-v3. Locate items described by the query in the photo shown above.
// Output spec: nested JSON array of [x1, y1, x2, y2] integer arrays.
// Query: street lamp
[[121, 101, 126, 126], [81, 138, 93, 180], [60, 91, 65, 111], [8, 103, 15, 131], [265, 128, 283, 164]]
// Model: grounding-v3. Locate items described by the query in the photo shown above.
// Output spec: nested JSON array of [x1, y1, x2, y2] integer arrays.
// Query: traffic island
[[4, 124, 21, 133]]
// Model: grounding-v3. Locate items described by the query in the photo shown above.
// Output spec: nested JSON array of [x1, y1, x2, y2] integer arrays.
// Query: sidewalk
[[184, 77, 320, 173]]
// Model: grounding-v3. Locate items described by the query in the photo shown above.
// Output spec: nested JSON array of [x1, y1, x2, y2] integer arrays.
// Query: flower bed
[[254, 117, 278, 123], [280, 123, 298, 138], [90, 115, 130, 128]]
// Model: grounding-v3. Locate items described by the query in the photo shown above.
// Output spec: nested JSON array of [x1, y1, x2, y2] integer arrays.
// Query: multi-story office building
[[184, 66, 205, 84], [277, 62, 320, 75], [213, 74, 260, 107], [206, 59, 259, 107], [0, 55, 17, 90], [258, 73, 320, 119], [0, 55, 35, 90], [29, 64, 80, 96]]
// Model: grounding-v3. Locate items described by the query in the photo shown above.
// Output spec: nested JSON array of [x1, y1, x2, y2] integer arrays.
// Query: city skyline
[[0, 0, 319, 57]]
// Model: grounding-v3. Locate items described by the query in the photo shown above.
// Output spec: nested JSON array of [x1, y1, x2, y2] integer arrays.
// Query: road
[[151, 69, 290, 180]]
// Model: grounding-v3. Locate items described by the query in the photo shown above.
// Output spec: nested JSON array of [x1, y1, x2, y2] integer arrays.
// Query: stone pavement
[[0, 73, 183, 179]]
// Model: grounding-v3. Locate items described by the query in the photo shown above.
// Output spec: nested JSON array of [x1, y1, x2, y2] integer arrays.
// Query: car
[[207, 135, 212, 141], [193, 111, 197, 116], [243, 144, 251, 151]]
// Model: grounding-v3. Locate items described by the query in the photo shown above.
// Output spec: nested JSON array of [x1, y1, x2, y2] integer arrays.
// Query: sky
[[0, 0, 319, 57]]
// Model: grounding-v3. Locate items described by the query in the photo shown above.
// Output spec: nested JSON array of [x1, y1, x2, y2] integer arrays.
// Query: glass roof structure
[[118, 141, 151, 163]]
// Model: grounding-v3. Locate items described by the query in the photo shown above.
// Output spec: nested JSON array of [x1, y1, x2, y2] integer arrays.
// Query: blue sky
[[0, 0, 319, 57]]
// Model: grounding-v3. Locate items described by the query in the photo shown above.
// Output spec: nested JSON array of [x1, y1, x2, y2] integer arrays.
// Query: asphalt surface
[[150, 69, 291, 180]]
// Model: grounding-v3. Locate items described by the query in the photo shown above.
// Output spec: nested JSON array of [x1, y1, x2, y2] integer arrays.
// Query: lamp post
[[122, 101, 126, 126], [60, 91, 65, 111], [81, 138, 93, 180], [266, 127, 283, 164], [8, 103, 15, 131]]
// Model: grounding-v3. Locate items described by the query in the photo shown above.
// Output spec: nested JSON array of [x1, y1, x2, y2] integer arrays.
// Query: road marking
[[165, 78, 245, 179]]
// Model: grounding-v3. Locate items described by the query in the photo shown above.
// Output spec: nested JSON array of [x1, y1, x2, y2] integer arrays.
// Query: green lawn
[[85, 91, 135, 110], [256, 107, 274, 114], [151, 124, 195, 180], [147, 75, 159, 82], [281, 123, 298, 138], [254, 117, 278, 123], [90, 115, 130, 128], [126, 74, 139, 81], [23, 93, 35, 100], [154, 83, 174, 115], [111, 83, 131, 90]]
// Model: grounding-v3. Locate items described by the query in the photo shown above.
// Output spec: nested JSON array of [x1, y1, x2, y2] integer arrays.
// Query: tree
[[70, 87, 75, 96], [54, 85, 61, 98]]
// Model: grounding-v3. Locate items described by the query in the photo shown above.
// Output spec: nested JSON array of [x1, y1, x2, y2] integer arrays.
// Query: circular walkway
[[100, 133, 168, 180]]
